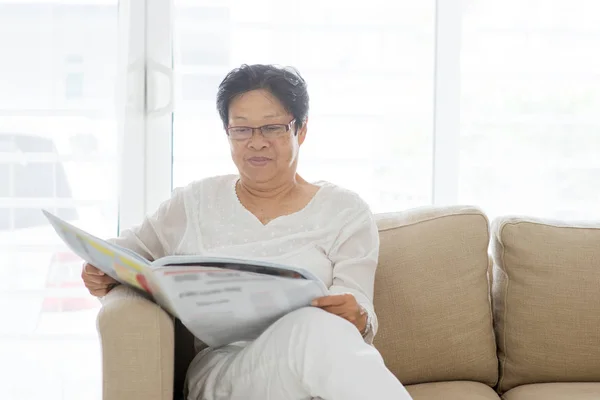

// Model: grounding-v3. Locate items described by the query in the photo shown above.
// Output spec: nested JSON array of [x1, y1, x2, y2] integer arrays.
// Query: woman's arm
[[108, 187, 187, 260], [88, 187, 188, 300], [325, 205, 380, 344]]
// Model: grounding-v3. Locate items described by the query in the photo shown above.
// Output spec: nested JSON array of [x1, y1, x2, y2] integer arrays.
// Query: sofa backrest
[[491, 217, 600, 393], [373, 206, 498, 387]]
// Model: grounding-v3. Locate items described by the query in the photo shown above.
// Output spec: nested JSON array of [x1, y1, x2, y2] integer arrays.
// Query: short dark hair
[[216, 64, 309, 133]]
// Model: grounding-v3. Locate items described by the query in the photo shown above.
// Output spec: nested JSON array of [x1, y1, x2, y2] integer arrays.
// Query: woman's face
[[227, 89, 306, 184]]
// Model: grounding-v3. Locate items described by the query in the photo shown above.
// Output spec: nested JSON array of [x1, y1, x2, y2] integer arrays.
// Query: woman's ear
[[297, 118, 308, 145]]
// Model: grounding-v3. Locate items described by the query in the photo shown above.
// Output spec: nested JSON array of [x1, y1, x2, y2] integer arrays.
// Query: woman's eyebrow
[[231, 114, 284, 121]]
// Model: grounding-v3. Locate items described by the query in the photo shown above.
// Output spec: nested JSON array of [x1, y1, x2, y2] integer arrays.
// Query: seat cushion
[[374, 206, 498, 386], [406, 381, 501, 400], [502, 383, 600, 400], [491, 217, 600, 393]]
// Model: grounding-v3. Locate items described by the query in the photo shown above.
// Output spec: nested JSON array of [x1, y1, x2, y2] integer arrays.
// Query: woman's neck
[[238, 174, 306, 203]]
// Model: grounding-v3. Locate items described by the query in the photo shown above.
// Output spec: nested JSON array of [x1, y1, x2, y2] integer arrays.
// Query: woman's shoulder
[[314, 180, 372, 216]]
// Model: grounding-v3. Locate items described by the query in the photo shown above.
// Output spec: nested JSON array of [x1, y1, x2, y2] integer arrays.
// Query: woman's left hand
[[311, 293, 367, 334]]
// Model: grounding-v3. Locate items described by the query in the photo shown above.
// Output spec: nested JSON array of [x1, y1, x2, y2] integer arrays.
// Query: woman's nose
[[247, 130, 269, 148]]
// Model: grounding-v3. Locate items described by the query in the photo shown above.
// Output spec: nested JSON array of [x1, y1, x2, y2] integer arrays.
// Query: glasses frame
[[226, 119, 297, 140]]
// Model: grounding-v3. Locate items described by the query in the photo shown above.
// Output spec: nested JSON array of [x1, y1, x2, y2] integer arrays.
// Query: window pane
[[460, 1, 600, 220], [172, 0, 435, 212], [0, 2, 119, 399]]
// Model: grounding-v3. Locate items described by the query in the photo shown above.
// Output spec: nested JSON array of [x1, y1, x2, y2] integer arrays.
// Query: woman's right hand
[[81, 263, 119, 297]]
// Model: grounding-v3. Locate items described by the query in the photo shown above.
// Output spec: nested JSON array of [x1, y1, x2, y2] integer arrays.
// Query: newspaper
[[42, 210, 328, 347]]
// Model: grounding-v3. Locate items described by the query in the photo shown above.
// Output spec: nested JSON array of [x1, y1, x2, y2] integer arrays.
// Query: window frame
[[139, 0, 462, 215]]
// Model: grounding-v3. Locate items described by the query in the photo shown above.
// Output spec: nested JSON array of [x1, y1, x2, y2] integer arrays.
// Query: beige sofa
[[97, 206, 600, 399]]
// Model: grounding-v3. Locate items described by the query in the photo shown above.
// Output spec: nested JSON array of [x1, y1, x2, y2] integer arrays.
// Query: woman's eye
[[264, 125, 282, 132]]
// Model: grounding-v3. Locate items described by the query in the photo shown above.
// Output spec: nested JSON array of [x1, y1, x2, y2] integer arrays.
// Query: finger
[[85, 279, 117, 292], [319, 304, 355, 317], [336, 310, 361, 325], [83, 264, 105, 276], [89, 288, 109, 297], [343, 312, 360, 324], [86, 279, 116, 289], [85, 274, 117, 285], [311, 294, 350, 307], [89, 282, 119, 297], [320, 307, 360, 325], [89, 284, 108, 295]]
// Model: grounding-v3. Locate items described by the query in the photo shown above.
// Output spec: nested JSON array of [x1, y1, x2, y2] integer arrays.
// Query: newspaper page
[[42, 210, 153, 293], [152, 265, 328, 347], [43, 210, 329, 346], [156, 255, 324, 281]]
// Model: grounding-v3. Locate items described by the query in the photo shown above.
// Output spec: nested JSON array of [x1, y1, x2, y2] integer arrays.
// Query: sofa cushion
[[491, 217, 600, 393], [502, 383, 600, 400], [406, 381, 501, 400], [374, 206, 498, 386]]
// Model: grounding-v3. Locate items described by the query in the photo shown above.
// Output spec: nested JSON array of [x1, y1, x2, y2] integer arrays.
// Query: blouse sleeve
[[327, 204, 380, 344], [97, 188, 188, 305], [107, 187, 187, 261]]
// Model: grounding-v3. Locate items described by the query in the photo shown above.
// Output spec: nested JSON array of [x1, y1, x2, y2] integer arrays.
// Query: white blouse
[[110, 174, 380, 344]]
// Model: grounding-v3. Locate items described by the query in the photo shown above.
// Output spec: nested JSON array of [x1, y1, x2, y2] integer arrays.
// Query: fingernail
[[311, 300, 317, 306]]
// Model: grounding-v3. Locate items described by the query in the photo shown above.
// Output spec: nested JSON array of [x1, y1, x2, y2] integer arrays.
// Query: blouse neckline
[[231, 175, 328, 227]]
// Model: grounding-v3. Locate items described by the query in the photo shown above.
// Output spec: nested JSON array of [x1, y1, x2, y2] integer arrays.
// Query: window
[[459, 0, 600, 219], [0, 134, 78, 231], [2, 1, 599, 399], [171, 0, 436, 213], [0, 2, 119, 399], [64, 55, 85, 99]]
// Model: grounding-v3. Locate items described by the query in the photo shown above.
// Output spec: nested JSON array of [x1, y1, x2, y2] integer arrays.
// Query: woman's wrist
[[358, 306, 370, 337]]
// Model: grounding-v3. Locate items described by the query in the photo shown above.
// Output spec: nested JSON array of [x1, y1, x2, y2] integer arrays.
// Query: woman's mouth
[[247, 157, 271, 166]]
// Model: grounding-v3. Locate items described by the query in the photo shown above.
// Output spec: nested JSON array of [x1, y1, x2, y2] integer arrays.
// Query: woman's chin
[[244, 168, 278, 184], [241, 168, 276, 183]]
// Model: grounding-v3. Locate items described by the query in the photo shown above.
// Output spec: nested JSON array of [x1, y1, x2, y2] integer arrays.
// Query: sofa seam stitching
[[498, 221, 509, 392], [497, 218, 600, 231], [377, 211, 486, 232]]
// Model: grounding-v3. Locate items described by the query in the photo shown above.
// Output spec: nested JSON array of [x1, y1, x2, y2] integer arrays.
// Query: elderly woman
[[82, 64, 412, 400]]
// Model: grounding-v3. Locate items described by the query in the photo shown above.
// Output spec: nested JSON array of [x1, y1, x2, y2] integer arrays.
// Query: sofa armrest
[[97, 285, 174, 400]]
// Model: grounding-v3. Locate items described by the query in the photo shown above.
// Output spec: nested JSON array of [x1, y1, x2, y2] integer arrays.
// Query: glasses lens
[[228, 127, 252, 139], [262, 125, 286, 137]]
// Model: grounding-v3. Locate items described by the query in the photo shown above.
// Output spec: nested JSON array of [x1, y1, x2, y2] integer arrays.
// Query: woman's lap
[[185, 307, 409, 400], [185, 307, 342, 399]]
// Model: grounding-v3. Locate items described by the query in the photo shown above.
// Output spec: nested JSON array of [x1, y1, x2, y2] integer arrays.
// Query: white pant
[[185, 307, 413, 400]]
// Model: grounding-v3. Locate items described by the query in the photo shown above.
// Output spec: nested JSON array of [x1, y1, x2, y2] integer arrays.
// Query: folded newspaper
[[42, 210, 328, 347]]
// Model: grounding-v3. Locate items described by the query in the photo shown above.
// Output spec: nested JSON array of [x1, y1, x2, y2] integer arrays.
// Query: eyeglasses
[[226, 119, 296, 141]]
